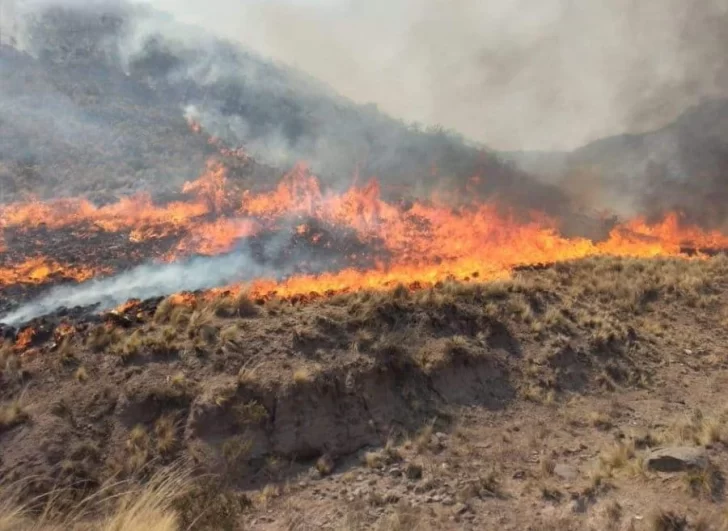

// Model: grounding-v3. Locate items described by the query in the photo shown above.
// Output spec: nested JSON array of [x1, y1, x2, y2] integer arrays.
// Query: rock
[[553, 464, 578, 481], [442, 496, 455, 506], [645, 447, 708, 472]]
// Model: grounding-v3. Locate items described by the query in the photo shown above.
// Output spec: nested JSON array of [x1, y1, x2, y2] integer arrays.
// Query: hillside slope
[[505, 99, 728, 228], [0, 2, 573, 221], [2, 256, 728, 529]]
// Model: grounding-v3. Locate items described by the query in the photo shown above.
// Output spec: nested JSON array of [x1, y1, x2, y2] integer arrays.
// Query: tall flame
[[2, 158, 728, 299]]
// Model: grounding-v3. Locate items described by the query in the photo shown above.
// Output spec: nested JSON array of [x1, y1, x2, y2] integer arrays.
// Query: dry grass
[[457, 472, 502, 501], [154, 416, 177, 455], [292, 367, 313, 384], [539, 455, 556, 477], [364, 440, 402, 470], [596, 441, 636, 478], [210, 292, 259, 319], [232, 401, 268, 426], [255, 484, 282, 506], [413, 423, 436, 454], [668, 409, 727, 446], [170, 372, 186, 388], [86, 325, 121, 353], [125, 425, 151, 473], [0, 400, 28, 433], [74, 366, 88, 382], [2, 256, 727, 529], [0, 465, 190, 531]]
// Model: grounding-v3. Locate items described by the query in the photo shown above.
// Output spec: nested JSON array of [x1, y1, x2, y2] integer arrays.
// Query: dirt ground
[[2, 255, 728, 530]]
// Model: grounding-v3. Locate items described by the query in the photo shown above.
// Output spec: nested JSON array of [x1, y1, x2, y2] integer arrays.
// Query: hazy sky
[[136, 0, 728, 151]]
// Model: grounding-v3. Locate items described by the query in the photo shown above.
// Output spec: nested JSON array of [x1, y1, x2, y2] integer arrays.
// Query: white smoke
[[0, 253, 257, 325], [138, 0, 728, 151], [0, 217, 329, 326]]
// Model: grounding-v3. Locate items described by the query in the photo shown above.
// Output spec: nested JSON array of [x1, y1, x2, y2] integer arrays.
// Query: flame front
[[2, 158, 728, 301]]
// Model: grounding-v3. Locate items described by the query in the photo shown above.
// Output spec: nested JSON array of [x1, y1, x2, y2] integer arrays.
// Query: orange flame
[[2, 158, 728, 300], [54, 323, 76, 342], [0, 257, 108, 286], [14, 327, 35, 350]]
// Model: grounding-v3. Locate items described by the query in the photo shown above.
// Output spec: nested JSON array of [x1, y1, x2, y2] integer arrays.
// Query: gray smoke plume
[[5, 0, 728, 238], [115, 0, 728, 226], [0, 222, 325, 326], [139, 0, 728, 152], [0, 251, 267, 326]]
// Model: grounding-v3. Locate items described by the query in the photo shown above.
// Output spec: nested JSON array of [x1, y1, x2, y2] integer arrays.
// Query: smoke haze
[[135, 0, 728, 151]]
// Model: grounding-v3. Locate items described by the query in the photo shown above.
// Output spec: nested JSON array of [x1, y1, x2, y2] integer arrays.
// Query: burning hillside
[[3, 132, 728, 327], [5, 4, 728, 530]]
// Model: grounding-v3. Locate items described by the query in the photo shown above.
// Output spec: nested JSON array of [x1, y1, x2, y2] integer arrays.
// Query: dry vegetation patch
[[3, 256, 728, 529]]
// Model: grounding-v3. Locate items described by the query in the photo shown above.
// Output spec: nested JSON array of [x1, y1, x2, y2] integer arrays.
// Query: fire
[[2, 156, 728, 302], [172, 218, 258, 257], [182, 160, 232, 213], [53, 323, 76, 342], [0, 257, 107, 286], [14, 327, 35, 350]]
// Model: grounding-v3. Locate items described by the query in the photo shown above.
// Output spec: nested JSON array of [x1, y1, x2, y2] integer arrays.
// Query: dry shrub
[[74, 366, 88, 382], [364, 440, 402, 469], [209, 292, 259, 319], [154, 416, 177, 455], [597, 441, 635, 477], [126, 425, 150, 473], [669, 409, 726, 446], [0, 401, 28, 433], [292, 367, 312, 384]]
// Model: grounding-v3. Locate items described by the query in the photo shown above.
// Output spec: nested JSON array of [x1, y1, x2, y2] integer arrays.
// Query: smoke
[[0, 223, 332, 326], [6, 0, 728, 217], [114, 0, 728, 224], [138, 0, 728, 152]]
